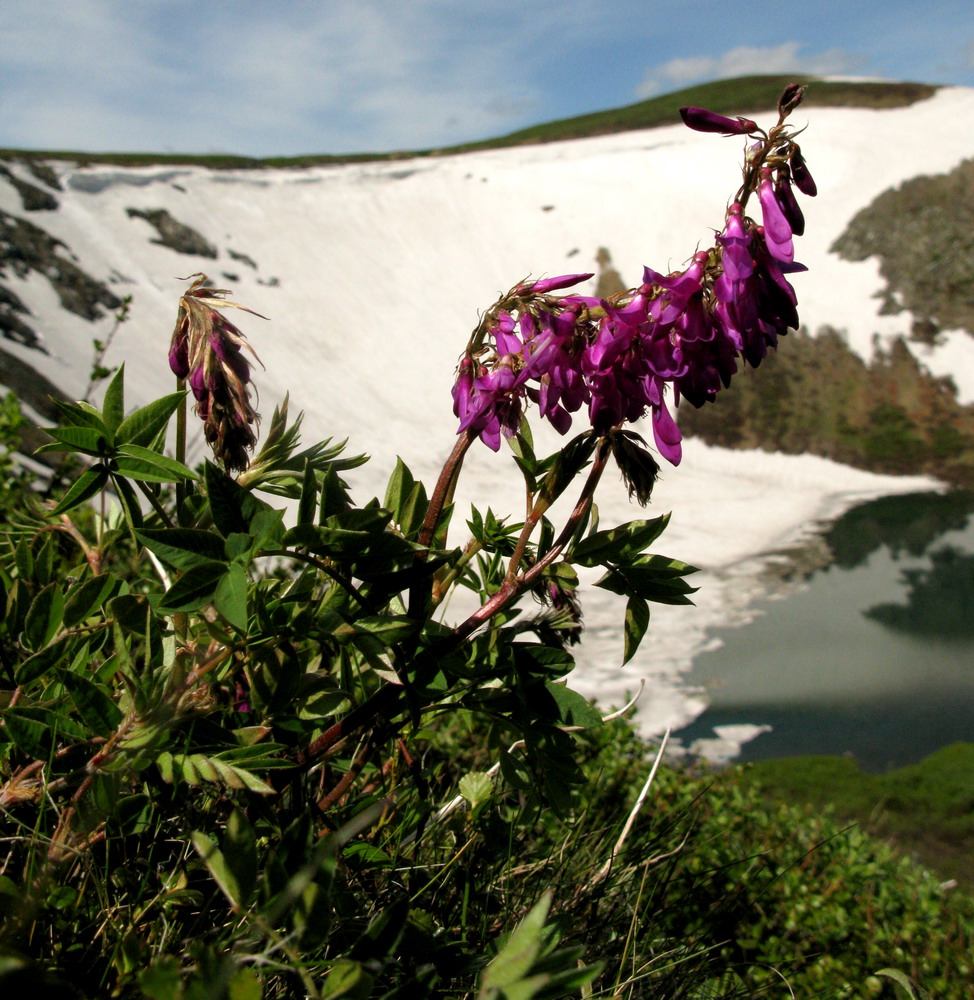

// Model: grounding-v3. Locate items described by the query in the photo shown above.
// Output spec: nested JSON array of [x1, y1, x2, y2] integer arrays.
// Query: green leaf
[[111, 472, 145, 532], [215, 563, 249, 631], [297, 458, 318, 526], [139, 957, 184, 1000], [507, 425, 540, 490], [36, 425, 111, 457], [14, 538, 33, 580], [137, 528, 228, 570], [228, 966, 263, 1000], [115, 392, 185, 447], [223, 809, 257, 908], [2, 708, 54, 758], [17, 634, 78, 686], [53, 397, 110, 432], [62, 671, 123, 737], [537, 431, 596, 505], [319, 465, 352, 522], [334, 614, 417, 648], [101, 364, 126, 433], [112, 458, 179, 483], [49, 465, 110, 516], [64, 573, 117, 628], [283, 524, 371, 559], [23, 582, 64, 651], [342, 842, 393, 869], [623, 596, 650, 665], [572, 514, 671, 567], [544, 682, 602, 728], [191, 830, 244, 910], [384, 457, 415, 519], [33, 534, 56, 587], [477, 893, 551, 1000], [118, 443, 198, 480], [206, 461, 269, 536], [109, 593, 153, 633], [595, 556, 699, 604], [114, 445, 198, 483], [513, 643, 575, 679], [320, 959, 375, 1000], [459, 771, 494, 810], [875, 970, 930, 1000], [158, 561, 227, 612]]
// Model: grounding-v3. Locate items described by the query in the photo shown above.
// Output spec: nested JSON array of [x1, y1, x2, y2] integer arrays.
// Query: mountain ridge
[[0, 74, 941, 168]]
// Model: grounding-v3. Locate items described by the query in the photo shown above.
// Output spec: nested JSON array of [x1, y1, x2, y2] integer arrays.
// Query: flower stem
[[449, 435, 611, 646], [175, 375, 188, 523]]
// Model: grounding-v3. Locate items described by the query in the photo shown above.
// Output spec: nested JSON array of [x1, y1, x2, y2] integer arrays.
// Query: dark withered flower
[[169, 273, 266, 474]]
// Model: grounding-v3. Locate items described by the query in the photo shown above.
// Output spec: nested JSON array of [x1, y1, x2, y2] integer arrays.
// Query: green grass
[[737, 743, 974, 888], [0, 75, 939, 169]]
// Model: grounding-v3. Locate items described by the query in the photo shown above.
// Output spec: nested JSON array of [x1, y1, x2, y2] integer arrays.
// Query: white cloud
[[636, 42, 863, 99], [0, 0, 555, 155]]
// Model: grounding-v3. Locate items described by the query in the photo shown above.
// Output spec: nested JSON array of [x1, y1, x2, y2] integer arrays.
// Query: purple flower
[[679, 107, 759, 135], [168, 326, 190, 379], [758, 169, 794, 263], [646, 377, 682, 465], [455, 354, 526, 450], [455, 98, 814, 472], [774, 168, 805, 237], [517, 273, 594, 295]]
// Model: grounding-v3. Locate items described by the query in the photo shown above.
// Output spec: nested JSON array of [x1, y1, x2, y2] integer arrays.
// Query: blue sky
[[1, 0, 971, 157]]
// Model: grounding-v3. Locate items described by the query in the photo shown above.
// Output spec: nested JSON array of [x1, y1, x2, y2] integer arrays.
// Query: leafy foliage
[[678, 326, 974, 486], [0, 371, 699, 996]]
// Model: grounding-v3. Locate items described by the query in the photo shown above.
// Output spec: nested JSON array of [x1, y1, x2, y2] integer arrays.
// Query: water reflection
[[866, 546, 974, 638], [674, 491, 974, 772], [825, 490, 974, 567]]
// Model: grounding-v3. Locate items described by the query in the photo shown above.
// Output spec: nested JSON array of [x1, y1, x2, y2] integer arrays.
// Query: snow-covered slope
[[2, 86, 971, 736]]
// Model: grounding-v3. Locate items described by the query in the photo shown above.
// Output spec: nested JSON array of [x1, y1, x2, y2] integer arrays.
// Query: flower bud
[[518, 273, 594, 295], [790, 146, 817, 196], [168, 327, 190, 378], [774, 169, 805, 236], [777, 83, 806, 117], [679, 106, 758, 135]]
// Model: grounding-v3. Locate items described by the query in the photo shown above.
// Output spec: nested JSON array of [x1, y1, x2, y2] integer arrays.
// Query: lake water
[[673, 491, 974, 773]]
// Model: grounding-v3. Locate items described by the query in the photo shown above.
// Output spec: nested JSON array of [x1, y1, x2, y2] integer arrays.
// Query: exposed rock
[[24, 160, 62, 191], [0, 343, 64, 419], [126, 207, 217, 257], [0, 164, 59, 211], [0, 285, 45, 351], [228, 249, 258, 269], [0, 210, 121, 324]]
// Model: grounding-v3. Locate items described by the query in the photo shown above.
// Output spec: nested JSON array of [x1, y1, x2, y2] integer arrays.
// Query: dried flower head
[[169, 274, 266, 474]]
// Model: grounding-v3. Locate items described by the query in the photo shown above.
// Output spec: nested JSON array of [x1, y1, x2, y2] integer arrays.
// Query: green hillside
[[0, 75, 938, 169]]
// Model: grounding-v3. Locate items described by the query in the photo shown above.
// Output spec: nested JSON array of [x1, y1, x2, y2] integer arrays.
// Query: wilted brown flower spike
[[169, 273, 266, 474]]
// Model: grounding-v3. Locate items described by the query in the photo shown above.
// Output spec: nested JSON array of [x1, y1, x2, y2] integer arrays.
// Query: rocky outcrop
[[0, 210, 122, 352], [125, 207, 217, 257], [0, 165, 59, 211]]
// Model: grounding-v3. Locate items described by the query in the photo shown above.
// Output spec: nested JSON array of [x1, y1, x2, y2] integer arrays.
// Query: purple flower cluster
[[169, 274, 265, 474], [453, 91, 816, 467]]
